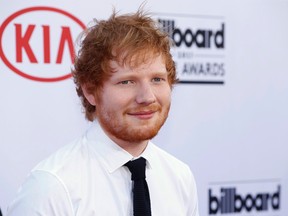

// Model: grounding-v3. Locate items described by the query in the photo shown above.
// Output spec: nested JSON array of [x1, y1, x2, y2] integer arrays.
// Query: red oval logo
[[0, 6, 86, 82]]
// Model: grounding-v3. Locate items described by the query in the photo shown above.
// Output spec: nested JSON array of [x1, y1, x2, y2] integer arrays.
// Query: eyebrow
[[151, 71, 168, 76]]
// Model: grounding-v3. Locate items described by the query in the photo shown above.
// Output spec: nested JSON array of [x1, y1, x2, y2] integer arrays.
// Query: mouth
[[127, 110, 157, 120]]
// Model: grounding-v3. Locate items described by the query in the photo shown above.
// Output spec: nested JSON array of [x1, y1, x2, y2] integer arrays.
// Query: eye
[[118, 80, 134, 85], [152, 77, 165, 83]]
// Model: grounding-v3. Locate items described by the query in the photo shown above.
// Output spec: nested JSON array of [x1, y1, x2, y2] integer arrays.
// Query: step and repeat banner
[[1, 0, 288, 215]]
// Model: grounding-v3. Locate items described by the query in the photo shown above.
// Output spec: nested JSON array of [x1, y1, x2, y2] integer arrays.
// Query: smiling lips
[[127, 110, 157, 119]]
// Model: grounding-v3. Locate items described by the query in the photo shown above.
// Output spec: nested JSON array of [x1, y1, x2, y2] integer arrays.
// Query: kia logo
[[0, 6, 86, 82]]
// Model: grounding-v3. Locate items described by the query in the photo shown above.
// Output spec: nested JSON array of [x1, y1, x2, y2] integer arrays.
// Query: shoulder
[[7, 169, 74, 215], [24, 135, 94, 196], [7, 136, 89, 215], [33, 136, 88, 174]]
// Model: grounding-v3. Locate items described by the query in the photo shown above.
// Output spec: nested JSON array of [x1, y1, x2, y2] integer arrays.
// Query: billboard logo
[[0, 6, 86, 82], [208, 181, 281, 215], [157, 14, 226, 85], [159, 19, 224, 49]]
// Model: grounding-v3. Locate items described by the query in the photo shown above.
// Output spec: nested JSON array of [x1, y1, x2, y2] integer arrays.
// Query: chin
[[117, 127, 160, 143]]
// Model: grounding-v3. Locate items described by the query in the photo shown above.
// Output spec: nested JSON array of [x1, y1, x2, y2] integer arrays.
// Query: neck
[[107, 133, 149, 157], [97, 121, 150, 157]]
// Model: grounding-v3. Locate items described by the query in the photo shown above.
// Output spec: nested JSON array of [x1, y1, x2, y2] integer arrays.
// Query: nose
[[135, 82, 156, 105]]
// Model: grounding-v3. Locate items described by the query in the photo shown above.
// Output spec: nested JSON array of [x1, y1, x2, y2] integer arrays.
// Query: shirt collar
[[85, 121, 154, 173], [141, 142, 154, 169]]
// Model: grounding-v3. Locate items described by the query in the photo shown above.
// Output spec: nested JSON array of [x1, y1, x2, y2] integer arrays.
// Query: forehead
[[109, 53, 166, 73]]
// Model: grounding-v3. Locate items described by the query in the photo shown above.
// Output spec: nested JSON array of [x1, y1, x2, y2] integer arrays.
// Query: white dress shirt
[[7, 121, 199, 216]]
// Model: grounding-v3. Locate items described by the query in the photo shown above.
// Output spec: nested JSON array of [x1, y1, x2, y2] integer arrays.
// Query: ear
[[81, 84, 97, 106]]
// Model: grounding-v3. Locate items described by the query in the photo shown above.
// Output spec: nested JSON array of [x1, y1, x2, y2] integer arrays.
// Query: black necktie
[[125, 157, 152, 216]]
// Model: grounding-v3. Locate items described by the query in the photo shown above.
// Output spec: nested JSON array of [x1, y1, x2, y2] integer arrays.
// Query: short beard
[[97, 104, 170, 143]]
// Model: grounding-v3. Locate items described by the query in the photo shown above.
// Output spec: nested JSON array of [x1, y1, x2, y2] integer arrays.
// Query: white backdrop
[[1, 0, 288, 215]]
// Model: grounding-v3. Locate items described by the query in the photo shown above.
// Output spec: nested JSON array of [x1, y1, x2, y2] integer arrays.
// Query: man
[[7, 8, 199, 216]]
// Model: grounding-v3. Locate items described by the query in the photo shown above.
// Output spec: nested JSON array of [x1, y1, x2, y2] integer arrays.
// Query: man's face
[[94, 54, 171, 144]]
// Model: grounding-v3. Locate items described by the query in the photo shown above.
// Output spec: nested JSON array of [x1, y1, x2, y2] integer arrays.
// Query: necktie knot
[[125, 157, 146, 181]]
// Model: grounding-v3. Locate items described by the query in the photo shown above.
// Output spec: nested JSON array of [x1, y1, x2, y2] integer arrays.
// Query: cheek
[[103, 89, 134, 108], [157, 88, 171, 104]]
